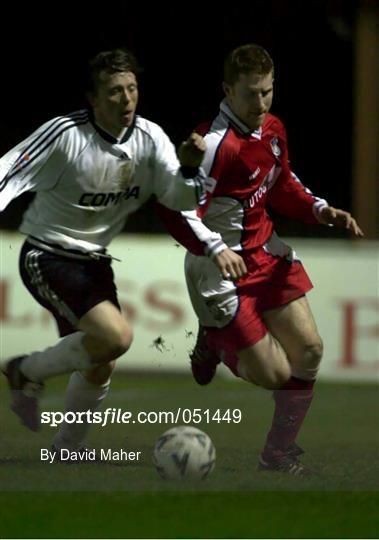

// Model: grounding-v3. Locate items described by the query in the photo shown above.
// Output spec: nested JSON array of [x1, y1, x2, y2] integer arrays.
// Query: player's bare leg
[[236, 333, 308, 474], [16, 301, 132, 382], [237, 333, 291, 389], [264, 296, 323, 382], [52, 302, 132, 454], [260, 295, 322, 462], [236, 296, 322, 476], [4, 301, 132, 433], [78, 301, 133, 362]]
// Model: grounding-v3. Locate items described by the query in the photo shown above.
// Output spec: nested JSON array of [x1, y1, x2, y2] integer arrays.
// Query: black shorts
[[19, 240, 121, 337]]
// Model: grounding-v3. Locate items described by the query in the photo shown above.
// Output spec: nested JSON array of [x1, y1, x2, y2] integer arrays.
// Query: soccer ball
[[153, 425, 216, 480]]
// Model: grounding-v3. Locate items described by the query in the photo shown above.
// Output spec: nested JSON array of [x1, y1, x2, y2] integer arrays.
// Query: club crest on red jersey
[[270, 137, 281, 157]]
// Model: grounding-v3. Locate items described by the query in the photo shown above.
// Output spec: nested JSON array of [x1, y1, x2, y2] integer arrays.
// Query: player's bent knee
[[302, 339, 323, 367], [108, 328, 133, 358], [291, 338, 324, 380], [95, 326, 133, 360]]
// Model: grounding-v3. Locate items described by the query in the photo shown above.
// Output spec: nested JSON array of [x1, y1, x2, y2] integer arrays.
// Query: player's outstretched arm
[[319, 206, 364, 237], [177, 132, 206, 168]]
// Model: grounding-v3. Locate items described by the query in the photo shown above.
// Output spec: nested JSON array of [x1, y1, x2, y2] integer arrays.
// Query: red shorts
[[206, 247, 313, 376]]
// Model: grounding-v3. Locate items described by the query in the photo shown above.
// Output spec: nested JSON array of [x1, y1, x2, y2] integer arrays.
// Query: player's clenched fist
[[178, 132, 206, 168]]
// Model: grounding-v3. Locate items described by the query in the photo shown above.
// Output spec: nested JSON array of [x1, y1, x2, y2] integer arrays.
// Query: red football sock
[[263, 376, 315, 458]]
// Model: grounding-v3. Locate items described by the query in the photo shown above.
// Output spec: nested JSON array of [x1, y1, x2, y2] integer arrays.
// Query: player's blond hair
[[224, 44, 274, 85]]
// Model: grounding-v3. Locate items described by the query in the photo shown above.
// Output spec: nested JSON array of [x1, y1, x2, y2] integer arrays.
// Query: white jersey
[[0, 110, 204, 252]]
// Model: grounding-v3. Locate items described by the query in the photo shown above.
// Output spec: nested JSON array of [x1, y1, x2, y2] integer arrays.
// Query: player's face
[[223, 71, 274, 130], [90, 71, 139, 136]]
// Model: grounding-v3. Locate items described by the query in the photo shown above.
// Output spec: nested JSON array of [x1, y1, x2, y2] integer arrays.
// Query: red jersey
[[158, 100, 328, 257]]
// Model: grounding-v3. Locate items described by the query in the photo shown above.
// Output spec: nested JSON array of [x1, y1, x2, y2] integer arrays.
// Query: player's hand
[[319, 206, 364, 237], [178, 132, 206, 168], [213, 248, 248, 280]]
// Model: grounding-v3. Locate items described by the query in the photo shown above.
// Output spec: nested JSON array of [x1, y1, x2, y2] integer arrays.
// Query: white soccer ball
[[153, 425, 216, 480]]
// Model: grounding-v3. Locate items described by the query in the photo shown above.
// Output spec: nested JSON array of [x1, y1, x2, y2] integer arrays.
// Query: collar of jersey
[[88, 109, 136, 144], [220, 100, 262, 139]]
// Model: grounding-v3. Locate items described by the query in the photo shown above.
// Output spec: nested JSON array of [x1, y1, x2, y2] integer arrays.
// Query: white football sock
[[20, 332, 94, 382], [52, 371, 110, 451]]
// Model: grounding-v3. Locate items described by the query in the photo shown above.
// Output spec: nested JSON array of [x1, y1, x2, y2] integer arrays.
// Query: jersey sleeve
[[155, 126, 229, 258], [266, 121, 328, 224], [151, 126, 205, 211], [0, 117, 71, 211], [156, 204, 227, 257]]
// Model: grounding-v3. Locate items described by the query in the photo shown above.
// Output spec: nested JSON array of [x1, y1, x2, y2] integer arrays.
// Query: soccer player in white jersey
[[0, 48, 206, 458], [158, 44, 363, 476]]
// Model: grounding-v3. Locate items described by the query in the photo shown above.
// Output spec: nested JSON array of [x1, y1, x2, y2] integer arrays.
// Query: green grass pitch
[[0, 371, 378, 538]]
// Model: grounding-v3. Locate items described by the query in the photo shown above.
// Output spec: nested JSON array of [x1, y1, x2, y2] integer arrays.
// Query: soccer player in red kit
[[158, 44, 363, 476]]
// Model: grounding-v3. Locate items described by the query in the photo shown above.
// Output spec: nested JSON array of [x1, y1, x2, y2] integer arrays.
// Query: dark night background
[[0, 1, 357, 237]]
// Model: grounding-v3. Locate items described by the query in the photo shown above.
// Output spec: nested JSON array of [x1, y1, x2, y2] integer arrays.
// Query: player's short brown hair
[[224, 44, 274, 85], [87, 48, 142, 93]]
